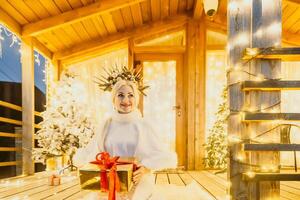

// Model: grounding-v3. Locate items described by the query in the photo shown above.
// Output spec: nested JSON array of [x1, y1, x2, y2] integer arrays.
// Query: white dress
[[74, 110, 214, 200]]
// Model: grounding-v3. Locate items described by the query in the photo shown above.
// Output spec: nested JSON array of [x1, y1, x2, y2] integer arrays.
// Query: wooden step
[[244, 143, 300, 151], [243, 172, 300, 181], [242, 80, 300, 91], [242, 113, 300, 122], [243, 47, 300, 61]]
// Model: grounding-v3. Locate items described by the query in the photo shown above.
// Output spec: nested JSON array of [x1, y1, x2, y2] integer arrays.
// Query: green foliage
[[203, 87, 229, 169]]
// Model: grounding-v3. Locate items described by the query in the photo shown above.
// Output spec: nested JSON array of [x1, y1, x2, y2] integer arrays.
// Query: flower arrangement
[[95, 66, 149, 96]]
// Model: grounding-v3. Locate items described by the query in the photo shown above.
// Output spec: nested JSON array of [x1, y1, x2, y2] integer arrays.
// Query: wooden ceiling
[[0, 0, 299, 64]]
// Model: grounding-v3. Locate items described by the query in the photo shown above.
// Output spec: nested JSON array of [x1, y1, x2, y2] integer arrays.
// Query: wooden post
[[186, 18, 206, 170], [228, 0, 282, 199], [51, 59, 60, 81], [249, 0, 282, 199], [227, 0, 251, 197], [128, 38, 134, 69], [21, 38, 35, 175], [195, 16, 206, 170]]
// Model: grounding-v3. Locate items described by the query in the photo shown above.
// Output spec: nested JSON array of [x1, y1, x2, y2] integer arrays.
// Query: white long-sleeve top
[[74, 109, 177, 170]]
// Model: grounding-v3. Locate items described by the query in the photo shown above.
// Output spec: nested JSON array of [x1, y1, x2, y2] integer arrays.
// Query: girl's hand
[[132, 166, 150, 185]]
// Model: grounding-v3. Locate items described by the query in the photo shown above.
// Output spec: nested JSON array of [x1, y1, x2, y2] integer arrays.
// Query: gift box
[[48, 174, 61, 186], [79, 163, 134, 192]]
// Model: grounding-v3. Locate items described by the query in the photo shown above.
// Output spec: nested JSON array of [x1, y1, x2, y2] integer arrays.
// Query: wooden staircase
[[240, 47, 300, 199]]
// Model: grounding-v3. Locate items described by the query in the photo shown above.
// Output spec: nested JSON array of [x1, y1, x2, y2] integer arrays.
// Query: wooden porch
[[1, 170, 300, 200]]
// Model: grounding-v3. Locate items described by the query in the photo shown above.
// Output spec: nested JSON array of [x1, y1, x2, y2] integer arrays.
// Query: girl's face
[[114, 85, 136, 113]]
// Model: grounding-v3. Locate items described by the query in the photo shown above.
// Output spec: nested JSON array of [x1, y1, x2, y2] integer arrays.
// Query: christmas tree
[[33, 71, 95, 168], [203, 86, 229, 169]]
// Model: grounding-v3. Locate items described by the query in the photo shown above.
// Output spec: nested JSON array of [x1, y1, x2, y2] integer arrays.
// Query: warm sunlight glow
[[206, 51, 227, 138], [143, 61, 176, 151]]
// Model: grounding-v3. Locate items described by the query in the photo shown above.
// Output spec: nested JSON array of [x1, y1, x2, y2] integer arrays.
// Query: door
[[134, 53, 186, 168]]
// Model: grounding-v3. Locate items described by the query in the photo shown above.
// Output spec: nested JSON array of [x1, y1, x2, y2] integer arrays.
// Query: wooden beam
[[286, 0, 300, 6], [132, 14, 187, 42], [0, 161, 21, 167], [0, 8, 21, 35], [242, 80, 300, 91], [243, 113, 300, 122], [243, 173, 300, 181], [0, 8, 53, 60], [195, 17, 206, 170], [0, 147, 21, 152], [0, 117, 22, 125], [54, 33, 129, 61], [185, 18, 206, 170], [61, 41, 128, 67], [128, 38, 134, 69], [0, 100, 22, 112], [282, 31, 300, 46], [206, 14, 300, 46], [186, 20, 196, 170], [205, 15, 227, 34], [133, 46, 186, 54], [55, 14, 188, 62], [0, 132, 22, 138], [243, 47, 300, 61], [207, 44, 225, 50], [21, 38, 35, 175], [22, 0, 146, 37], [32, 38, 53, 60], [244, 144, 300, 151], [134, 26, 186, 45], [193, 0, 203, 19]]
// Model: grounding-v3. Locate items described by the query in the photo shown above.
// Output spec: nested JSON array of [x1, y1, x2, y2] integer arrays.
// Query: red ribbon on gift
[[90, 152, 120, 200]]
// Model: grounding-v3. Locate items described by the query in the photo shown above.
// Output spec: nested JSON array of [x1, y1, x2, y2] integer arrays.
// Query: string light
[[267, 22, 281, 34], [236, 153, 245, 162], [228, 135, 243, 144], [235, 33, 249, 46], [245, 171, 256, 178], [34, 53, 41, 66]]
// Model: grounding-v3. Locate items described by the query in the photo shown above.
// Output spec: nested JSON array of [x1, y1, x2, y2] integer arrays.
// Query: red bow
[[90, 152, 120, 200]]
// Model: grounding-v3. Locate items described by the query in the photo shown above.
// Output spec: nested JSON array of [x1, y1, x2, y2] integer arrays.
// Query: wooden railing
[[0, 100, 42, 167]]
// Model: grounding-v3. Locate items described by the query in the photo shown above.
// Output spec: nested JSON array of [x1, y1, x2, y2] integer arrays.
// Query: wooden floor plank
[[64, 190, 91, 200], [178, 172, 194, 185], [43, 184, 81, 200], [280, 189, 300, 200], [201, 171, 228, 189], [0, 177, 48, 191], [188, 171, 227, 200], [2, 170, 300, 199], [0, 180, 46, 198], [0, 171, 48, 183], [26, 177, 79, 200], [167, 173, 185, 186], [155, 173, 169, 185], [281, 184, 300, 196], [281, 181, 300, 189], [3, 184, 54, 200]]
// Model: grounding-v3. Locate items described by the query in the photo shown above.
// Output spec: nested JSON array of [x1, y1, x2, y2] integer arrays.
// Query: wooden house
[[0, 0, 300, 199]]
